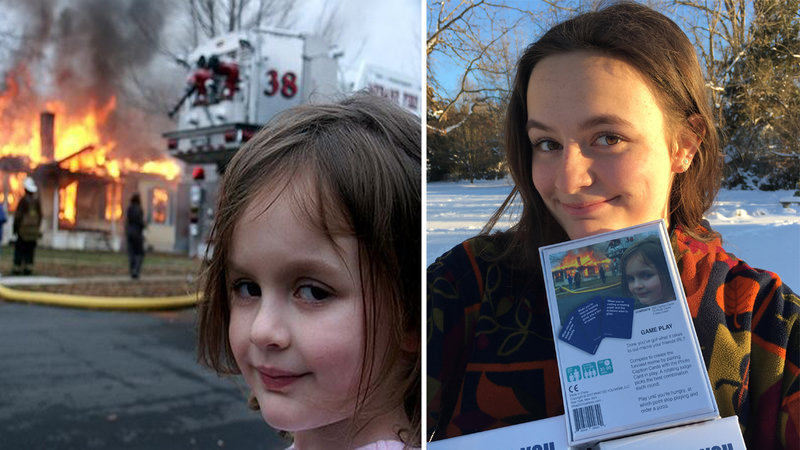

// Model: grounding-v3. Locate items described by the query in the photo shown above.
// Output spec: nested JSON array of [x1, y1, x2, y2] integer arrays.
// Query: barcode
[[572, 403, 604, 431]]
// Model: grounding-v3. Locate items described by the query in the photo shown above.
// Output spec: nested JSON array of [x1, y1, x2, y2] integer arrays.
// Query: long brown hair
[[196, 94, 421, 445], [485, 2, 723, 272]]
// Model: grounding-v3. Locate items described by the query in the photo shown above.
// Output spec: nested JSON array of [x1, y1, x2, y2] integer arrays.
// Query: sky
[[427, 0, 724, 104], [0, 0, 422, 97], [296, 0, 422, 87]]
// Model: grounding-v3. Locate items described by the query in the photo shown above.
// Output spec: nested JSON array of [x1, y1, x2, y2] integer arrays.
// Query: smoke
[[53, 0, 168, 101], [1, 0, 180, 161]]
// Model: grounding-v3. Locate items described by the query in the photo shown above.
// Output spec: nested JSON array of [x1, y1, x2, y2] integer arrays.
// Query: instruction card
[[539, 220, 718, 446]]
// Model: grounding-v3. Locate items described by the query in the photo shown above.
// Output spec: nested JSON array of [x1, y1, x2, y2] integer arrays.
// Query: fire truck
[[163, 28, 341, 255], [164, 28, 340, 167]]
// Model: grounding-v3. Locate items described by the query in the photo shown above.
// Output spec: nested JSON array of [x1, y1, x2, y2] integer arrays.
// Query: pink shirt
[[286, 441, 407, 450], [355, 441, 407, 450]]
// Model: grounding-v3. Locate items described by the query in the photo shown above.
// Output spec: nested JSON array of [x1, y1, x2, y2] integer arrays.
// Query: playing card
[[602, 296, 635, 339], [559, 298, 603, 355]]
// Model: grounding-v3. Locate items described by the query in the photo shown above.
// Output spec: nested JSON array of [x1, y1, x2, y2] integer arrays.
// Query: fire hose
[[0, 283, 199, 310]]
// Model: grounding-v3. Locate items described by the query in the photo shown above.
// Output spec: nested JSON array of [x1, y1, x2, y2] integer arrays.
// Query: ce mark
[[568, 384, 580, 393]]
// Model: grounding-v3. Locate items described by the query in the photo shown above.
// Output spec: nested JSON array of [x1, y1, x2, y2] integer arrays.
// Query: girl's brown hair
[[485, 2, 723, 271], [196, 94, 421, 445]]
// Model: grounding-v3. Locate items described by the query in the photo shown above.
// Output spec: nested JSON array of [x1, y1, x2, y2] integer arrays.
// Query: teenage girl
[[428, 4, 797, 447], [198, 94, 421, 449]]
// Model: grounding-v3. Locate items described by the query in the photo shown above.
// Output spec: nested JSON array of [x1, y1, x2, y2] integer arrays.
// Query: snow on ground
[[426, 179, 800, 289]]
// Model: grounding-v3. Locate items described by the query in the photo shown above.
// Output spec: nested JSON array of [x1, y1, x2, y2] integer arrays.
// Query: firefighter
[[187, 56, 213, 106], [208, 55, 240, 100], [0, 200, 7, 271], [168, 56, 214, 117], [12, 177, 42, 276], [125, 193, 146, 279]]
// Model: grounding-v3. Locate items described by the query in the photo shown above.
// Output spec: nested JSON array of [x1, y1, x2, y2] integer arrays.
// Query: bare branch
[[427, 0, 543, 134], [427, 0, 486, 56]]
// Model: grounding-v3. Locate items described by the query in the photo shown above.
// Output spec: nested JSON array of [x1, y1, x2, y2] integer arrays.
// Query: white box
[[539, 220, 718, 447], [597, 415, 745, 449], [427, 415, 569, 450]]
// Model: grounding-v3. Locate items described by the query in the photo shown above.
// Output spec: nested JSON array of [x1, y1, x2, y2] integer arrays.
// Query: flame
[[0, 68, 40, 163], [50, 96, 117, 163], [0, 173, 27, 212], [0, 66, 180, 180], [152, 188, 169, 223], [58, 181, 78, 225], [138, 159, 181, 180]]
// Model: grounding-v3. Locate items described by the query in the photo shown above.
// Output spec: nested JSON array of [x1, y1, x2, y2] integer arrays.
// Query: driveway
[[0, 301, 286, 449]]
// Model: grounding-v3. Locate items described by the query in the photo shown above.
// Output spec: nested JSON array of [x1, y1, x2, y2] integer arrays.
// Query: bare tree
[[312, 2, 349, 57], [674, 0, 750, 125], [427, 1, 573, 134], [115, 0, 299, 119], [184, 0, 296, 46], [427, 0, 508, 132]]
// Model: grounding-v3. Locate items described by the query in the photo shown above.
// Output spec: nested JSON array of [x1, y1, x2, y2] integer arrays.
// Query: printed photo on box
[[549, 230, 678, 356]]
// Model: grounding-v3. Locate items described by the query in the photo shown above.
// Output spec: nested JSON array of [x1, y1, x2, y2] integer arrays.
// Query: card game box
[[427, 414, 568, 450], [539, 220, 718, 446], [596, 415, 745, 449]]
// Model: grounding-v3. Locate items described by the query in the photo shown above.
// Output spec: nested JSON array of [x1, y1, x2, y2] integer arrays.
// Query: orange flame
[[0, 173, 27, 212], [138, 160, 181, 181], [554, 248, 611, 272], [50, 96, 117, 163], [58, 181, 78, 225], [0, 66, 180, 180], [0, 68, 40, 163]]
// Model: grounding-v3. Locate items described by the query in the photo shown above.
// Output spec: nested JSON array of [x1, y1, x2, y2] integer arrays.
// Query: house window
[[59, 181, 78, 226], [104, 183, 122, 221], [150, 188, 170, 225]]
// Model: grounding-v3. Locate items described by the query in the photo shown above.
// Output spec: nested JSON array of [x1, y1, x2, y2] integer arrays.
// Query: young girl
[[198, 94, 421, 449], [620, 236, 675, 308], [428, 3, 798, 448]]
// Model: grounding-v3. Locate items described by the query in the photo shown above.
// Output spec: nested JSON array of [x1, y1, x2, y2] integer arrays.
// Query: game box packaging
[[539, 220, 718, 446]]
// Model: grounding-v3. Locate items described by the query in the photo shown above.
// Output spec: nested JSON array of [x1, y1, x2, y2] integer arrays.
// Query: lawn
[[0, 245, 203, 297]]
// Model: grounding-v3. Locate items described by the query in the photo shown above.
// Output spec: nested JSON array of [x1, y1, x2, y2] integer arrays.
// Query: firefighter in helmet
[[208, 55, 240, 101], [187, 55, 213, 105], [12, 177, 42, 275]]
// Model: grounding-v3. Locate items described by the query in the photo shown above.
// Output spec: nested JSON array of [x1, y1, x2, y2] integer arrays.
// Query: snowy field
[[426, 179, 800, 289]]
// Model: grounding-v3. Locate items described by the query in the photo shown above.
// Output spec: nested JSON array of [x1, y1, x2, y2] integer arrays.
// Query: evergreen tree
[[427, 129, 457, 182], [722, 0, 800, 190], [426, 100, 505, 182]]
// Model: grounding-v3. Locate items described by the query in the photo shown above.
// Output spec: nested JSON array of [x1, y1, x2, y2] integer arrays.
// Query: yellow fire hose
[[0, 283, 199, 310]]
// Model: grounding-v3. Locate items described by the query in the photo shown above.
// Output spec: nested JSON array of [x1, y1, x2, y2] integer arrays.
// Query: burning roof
[[0, 79, 180, 181]]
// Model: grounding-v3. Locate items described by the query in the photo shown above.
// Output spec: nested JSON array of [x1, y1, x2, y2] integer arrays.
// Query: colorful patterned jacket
[[427, 226, 799, 449]]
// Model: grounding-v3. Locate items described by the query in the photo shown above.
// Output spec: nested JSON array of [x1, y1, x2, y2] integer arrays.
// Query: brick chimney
[[40, 111, 54, 162]]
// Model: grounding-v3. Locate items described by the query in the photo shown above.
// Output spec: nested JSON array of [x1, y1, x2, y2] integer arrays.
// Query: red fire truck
[[164, 28, 340, 168], [164, 28, 341, 256]]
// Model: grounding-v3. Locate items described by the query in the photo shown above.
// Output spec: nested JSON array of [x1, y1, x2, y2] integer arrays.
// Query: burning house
[[0, 109, 181, 253], [551, 245, 615, 284], [0, 1, 190, 254]]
